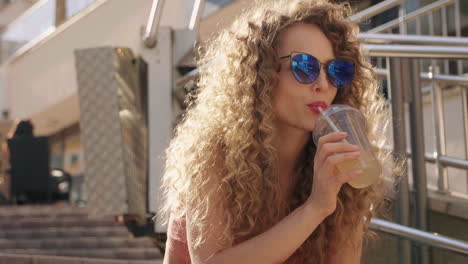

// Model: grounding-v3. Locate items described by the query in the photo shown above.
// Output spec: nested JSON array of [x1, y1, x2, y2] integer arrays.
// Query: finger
[[316, 132, 348, 150], [315, 141, 359, 166], [334, 169, 363, 185], [324, 151, 361, 173], [315, 132, 349, 165]]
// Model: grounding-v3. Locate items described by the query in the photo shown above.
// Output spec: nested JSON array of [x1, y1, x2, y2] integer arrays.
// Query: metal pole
[[363, 44, 468, 59], [441, 7, 449, 74], [430, 64, 450, 193], [454, 0, 463, 75], [453, 0, 468, 195], [350, 0, 404, 23], [398, 0, 407, 35], [462, 86, 468, 194], [416, 16, 424, 74], [188, 0, 206, 31], [388, 57, 412, 264], [142, 0, 166, 49], [370, 218, 468, 256], [358, 33, 468, 46], [407, 58, 430, 264]]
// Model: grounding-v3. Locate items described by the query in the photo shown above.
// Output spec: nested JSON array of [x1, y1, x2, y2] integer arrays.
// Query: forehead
[[277, 23, 335, 62]]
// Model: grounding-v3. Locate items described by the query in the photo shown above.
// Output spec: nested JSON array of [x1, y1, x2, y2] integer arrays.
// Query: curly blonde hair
[[160, 0, 399, 263]]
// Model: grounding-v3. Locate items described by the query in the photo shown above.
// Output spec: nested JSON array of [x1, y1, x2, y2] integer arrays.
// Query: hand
[[305, 132, 363, 216]]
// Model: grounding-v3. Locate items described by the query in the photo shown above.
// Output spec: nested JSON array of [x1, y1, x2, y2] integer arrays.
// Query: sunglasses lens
[[291, 54, 320, 84], [327, 59, 354, 89]]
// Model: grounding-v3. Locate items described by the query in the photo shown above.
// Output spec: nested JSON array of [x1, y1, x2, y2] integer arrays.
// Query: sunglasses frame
[[279, 51, 355, 89]]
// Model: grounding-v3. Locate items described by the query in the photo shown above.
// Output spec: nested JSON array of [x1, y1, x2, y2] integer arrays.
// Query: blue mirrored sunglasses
[[279, 52, 355, 90]]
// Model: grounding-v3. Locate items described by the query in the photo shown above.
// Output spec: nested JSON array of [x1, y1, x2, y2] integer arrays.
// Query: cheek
[[272, 81, 303, 120]]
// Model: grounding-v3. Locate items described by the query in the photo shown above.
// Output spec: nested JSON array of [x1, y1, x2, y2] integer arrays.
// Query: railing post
[[461, 84, 468, 194], [407, 58, 430, 264], [388, 57, 412, 264], [430, 64, 450, 194], [453, 0, 468, 195], [143, 0, 166, 49], [188, 0, 205, 31]]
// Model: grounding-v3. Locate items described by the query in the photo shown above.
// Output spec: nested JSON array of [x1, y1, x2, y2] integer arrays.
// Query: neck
[[273, 123, 310, 175]]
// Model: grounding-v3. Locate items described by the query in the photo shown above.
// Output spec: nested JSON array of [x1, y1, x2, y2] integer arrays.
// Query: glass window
[[0, 0, 56, 63], [65, 0, 96, 19]]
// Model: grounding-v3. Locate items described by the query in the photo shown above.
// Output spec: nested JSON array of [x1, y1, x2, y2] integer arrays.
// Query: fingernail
[[352, 151, 360, 157], [354, 170, 363, 174]]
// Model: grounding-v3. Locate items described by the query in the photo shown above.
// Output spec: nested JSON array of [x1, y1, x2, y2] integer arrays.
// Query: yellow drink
[[336, 152, 381, 188]]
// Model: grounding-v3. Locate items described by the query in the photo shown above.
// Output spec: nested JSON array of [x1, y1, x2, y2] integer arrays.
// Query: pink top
[[166, 214, 302, 264], [166, 214, 191, 264]]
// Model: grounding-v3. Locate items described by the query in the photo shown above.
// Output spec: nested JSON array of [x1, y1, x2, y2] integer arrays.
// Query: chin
[[301, 122, 316, 132]]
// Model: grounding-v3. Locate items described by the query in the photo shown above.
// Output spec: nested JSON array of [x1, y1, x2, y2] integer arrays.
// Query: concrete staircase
[[0, 204, 163, 263]]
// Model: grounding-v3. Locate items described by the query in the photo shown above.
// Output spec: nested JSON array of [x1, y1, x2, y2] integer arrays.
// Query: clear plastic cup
[[312, 104, 381, 188]]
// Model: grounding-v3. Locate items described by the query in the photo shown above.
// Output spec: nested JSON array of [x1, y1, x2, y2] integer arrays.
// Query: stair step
[[0, 205, 87, 218], [0, 253, 163, 264], [0, 205, 160, 262], [0, 226, 129, 239], [0, 237, 154, 249], [0, 247, 162, 260], [0, 217, 119, 229]]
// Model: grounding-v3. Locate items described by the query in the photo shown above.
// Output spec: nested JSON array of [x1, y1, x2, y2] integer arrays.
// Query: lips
[[307, 101, 328, 114]]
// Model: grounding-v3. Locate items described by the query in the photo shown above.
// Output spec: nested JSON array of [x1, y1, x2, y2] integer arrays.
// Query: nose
[[311, 65, 331, 93]]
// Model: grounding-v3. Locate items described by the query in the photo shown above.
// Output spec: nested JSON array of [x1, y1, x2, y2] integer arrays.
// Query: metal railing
[[349, 0, 404, 23], [359, 33, 468, 46], [370, 218, 468, 255], [0, 0, 99, 64], [142, 0, 165, 48], [361, 34, 467, 263], [143, 0, 206, 48], [367, 0, 455, 34]]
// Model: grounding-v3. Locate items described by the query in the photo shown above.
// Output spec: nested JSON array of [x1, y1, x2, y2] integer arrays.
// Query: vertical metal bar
[[143, 0, 166, 48], [428, 12, 435, 36], [461, 86, 468, 194], [454, 0, 463, 75], [430, 64, 450, 193], [416, 16, 424, 74], [188, 0, 206, 31], [55, 0, 66, 27], [399, 1, 407, 34], [428, 11, 439, 76], [408, 58, 430, 264], [416, 16, 422, 35], [388, 57, 412, 264], [453, 0, 467, 193], [441, 7, 449, 74]]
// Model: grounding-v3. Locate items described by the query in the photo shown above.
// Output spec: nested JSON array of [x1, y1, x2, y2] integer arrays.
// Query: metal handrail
[[142, 0, 165, 49], [349, 0, 403, 23], [383, 145, 468, 171], [370, 218, 468, 255], [143, 0, 206, 48], [375, 68, 468, 86], [364, 44, 468, 59], [367, 0, 454, 33], [359, 33, 468, 46]]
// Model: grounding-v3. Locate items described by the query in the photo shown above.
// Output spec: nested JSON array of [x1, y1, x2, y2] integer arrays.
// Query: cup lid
[[313, 104, 365, 145], [318, 104, 361, 119]]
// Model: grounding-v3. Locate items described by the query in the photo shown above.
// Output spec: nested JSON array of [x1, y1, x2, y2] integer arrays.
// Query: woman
[[160, 0, 396, 263]]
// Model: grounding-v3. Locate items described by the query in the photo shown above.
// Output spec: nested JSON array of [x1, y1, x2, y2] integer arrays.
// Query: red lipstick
[[307, 101, 328, 114]]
